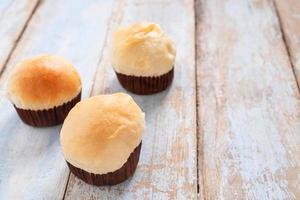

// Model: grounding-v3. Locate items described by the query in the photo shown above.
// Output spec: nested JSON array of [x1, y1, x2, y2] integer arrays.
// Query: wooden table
[[0, 0, 299, 199]]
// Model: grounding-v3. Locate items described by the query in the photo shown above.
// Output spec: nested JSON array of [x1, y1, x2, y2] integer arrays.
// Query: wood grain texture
[[196, 0, 300, 199], [0, 0, 114, 199], [64, 0, 198, 199], [274, 0, 300, 88], [0, 0, 39, 72]]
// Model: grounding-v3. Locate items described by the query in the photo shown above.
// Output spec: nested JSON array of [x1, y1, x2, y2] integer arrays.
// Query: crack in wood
[[272, 0, 300, 93], [89, 0, 125, 97], [195, 0, 206, 199], [194, 0, 200, 196]]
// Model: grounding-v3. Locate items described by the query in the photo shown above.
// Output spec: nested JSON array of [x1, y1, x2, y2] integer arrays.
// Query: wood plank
[[0, 0, 40, 73], [274, 0, 300, 88], [64, 0, 198, 199], [196, 0, 300, 199], [0, 0, 115, 199]]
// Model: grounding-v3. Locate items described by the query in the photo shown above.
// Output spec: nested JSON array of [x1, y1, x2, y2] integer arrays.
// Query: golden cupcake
[[112, 23, 176, 94], [7, 54, 81, 127], [60, 93, 145, 186]]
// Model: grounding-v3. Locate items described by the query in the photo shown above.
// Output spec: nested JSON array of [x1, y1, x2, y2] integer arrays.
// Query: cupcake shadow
[[106, 77, 172, 117]]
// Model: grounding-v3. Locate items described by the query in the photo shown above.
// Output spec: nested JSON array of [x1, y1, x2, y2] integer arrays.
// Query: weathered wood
[[0, 0, 114, 199], [0, 0, 40, 72], [196, 0, 300, 199], [275, 0, 300, 88], [64, 0, 198, 199]]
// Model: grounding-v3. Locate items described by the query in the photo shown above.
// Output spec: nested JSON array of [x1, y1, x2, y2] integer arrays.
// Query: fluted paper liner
[[67, 142, 142, 186], [116, 68, 174, 95], [14, 92, 81, 127]]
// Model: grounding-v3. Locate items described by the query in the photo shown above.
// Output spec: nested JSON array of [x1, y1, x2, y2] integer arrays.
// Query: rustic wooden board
[[0, 0, 299, 199], [0, 0, 39, 73], [64, 0, 198, 199], [196, 0, 300, 199], [274, 0, 300, 88], [0, 0, 114, 199]]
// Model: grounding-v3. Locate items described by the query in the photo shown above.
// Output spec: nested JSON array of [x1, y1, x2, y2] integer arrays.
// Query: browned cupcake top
[[7, 54, 81, 110], [60, 93, 145, 174]]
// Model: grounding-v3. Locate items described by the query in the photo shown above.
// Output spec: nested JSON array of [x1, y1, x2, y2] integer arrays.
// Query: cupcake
[[112, 23, 176, 95], [60, 93, 145, 186], [7, 54, 81, 127]]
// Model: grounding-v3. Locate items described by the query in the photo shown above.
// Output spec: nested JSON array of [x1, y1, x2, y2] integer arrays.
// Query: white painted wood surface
[[0, 0, 114, 199], [0, 0, 39, 72], [196, 0, 300, 199], [64, 0, 198, 199], [275, 0, 300, 87]]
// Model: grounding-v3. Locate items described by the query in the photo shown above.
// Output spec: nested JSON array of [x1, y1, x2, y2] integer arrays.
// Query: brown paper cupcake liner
[[67, 142, 142, 186], [14, 92, 81, 127], [116, 68, 174, 95]]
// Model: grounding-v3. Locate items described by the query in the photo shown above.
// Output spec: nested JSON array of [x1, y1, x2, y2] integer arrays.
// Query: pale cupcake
[[7, 54, 81, 127], [112, 23, 176, 94], [60, 93, 145, 186]]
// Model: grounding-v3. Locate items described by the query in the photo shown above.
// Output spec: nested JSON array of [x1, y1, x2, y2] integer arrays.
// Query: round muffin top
[[60, 93, 145, 174], [7, 54, 81, 110], [112, 23, 176, 77]]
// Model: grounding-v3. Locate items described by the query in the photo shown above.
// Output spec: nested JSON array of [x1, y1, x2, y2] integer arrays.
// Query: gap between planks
[[88, 0, 123, 97], [62, 172, 71, 200], [0, 0, 42, 77], [194, 0, 203, 198], [272, 0, 300, 93], [62, 0, 121, 198]]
